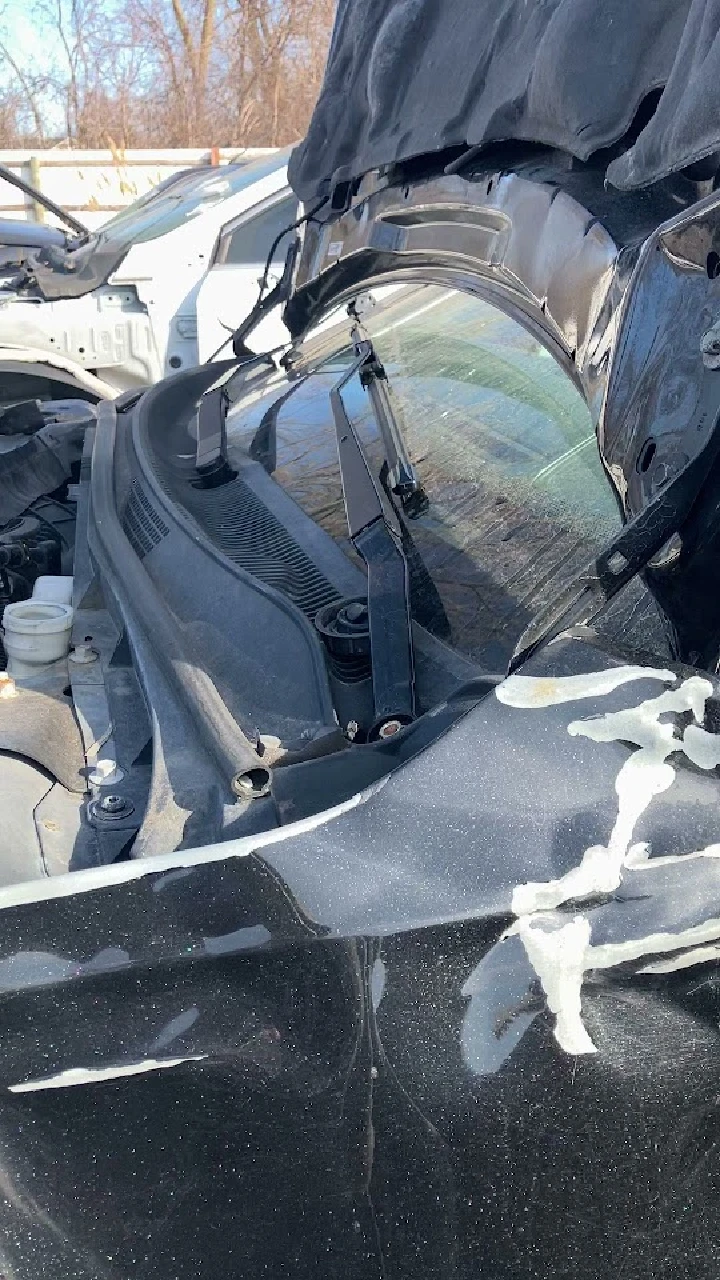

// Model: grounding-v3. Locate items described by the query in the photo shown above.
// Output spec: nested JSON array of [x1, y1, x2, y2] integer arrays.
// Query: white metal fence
[[0, 148, 279, 230]]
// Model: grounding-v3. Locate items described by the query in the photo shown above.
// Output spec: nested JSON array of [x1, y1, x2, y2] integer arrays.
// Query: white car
[[0, 150, 298, 404]]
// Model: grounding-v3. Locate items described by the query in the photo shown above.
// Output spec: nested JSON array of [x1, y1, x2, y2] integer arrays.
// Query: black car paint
[[0, 149, 719, 1275], [0, 635, 717, 1276]]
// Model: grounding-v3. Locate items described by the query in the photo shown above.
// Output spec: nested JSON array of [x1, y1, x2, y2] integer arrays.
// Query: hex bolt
[[98, 794, 128, 814], [69, 643, 98, 665], [378, 718, 404, 739], [87, 793, 134, 824], [606, 550, 628, 575], [701, 321, 720, 369]]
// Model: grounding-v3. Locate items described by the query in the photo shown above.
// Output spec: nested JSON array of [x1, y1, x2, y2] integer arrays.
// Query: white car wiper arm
[[0, 163, 88, 239]]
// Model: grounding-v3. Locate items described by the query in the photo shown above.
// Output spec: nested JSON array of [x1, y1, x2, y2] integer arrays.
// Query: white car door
[[195, 189, 299, 362]]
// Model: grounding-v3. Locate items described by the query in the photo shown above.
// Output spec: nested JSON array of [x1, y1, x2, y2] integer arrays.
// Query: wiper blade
[[0, 164, 88, 239], [331, 343, 416, 736], [193, 386, 235, 487], [509, 409, 720, 674], [194, 352, 279, 484]]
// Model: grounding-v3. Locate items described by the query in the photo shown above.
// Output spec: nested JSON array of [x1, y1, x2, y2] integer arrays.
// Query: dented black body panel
[[4, 61, 720, 1274], [0, 636, 718, 1277]]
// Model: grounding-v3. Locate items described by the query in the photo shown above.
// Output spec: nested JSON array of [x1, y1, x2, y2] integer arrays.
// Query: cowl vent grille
[[181, 477, 340, 620], [123, 481, 170, 559]]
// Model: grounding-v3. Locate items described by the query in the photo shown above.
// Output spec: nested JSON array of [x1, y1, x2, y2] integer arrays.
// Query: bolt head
[[98, 793, 126, 814], [345, 602, 367, 624], [232, 774, 254, 796], [69, 643, 98, 665]]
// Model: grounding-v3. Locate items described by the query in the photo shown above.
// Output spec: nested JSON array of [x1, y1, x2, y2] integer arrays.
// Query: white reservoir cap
[[31, 576, 73, 607]]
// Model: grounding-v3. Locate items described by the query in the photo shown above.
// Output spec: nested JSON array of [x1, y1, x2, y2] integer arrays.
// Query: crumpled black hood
[[289, 0, 720, 204]]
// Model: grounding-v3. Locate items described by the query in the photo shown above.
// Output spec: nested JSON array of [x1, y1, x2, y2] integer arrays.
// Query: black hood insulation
[[289, 0, 720, 204]]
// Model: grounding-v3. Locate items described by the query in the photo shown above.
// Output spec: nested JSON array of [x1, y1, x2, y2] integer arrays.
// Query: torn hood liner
[[1, 635, 720, 1275], [289, 0, 720, 204]]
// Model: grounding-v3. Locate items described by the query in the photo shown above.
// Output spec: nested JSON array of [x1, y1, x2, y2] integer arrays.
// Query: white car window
[[219, 194, 298, 267]]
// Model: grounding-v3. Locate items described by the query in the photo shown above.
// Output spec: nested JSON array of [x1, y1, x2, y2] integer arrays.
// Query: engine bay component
[[0, 513, 63, 630], [31, 575, 73, 605], [0, 400, 94, 525], [2, 600, 73, 678], [0, 398, 45, 436]]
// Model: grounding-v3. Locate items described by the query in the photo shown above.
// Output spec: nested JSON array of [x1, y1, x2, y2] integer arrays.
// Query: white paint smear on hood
[[513, 674, 713, 915], [496, 665, 676, 708], [496, 661, 720, 1055]]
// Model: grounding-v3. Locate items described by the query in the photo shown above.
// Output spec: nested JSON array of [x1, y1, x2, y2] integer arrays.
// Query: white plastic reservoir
[[3, 600, 74, 677], [31, 576, 73, 606]]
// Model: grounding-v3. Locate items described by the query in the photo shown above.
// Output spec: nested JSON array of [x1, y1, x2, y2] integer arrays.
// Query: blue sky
[[1, 2, 46, 66]]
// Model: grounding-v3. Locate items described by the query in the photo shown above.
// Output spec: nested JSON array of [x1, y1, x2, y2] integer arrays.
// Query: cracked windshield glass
[[231, 284, 666, 670]]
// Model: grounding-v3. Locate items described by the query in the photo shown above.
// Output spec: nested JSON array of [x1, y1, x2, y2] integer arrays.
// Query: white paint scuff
[[514, 915, 596, 1054], [9, 1055, 207, 1093], [682, 723, 720, 771], [512, 674, 714, 915], [0, 776, 389, 913], [627, 841, 720, 871], [639, 943, 720, 974], [496, 665, 676, 709], [508, 909, 720, 1048], [496, 662, 720, 1055]]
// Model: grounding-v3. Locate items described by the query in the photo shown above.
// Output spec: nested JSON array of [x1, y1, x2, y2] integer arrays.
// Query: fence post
[[28, 155, 44, 223]]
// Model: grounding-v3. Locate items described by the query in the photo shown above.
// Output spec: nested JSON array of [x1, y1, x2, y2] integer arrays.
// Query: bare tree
[[0, 0, 335, 150], [0, 40, 47, 141], [169, 0, 216, 143]]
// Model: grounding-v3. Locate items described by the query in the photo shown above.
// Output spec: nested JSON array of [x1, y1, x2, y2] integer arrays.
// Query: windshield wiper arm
[[349, 322, 428, 516], [0, 164, 88, 239], [331, 343, 416, 736]]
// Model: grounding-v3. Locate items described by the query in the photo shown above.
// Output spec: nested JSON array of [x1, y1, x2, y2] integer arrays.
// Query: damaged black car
[[0, 0, 719, 1276]]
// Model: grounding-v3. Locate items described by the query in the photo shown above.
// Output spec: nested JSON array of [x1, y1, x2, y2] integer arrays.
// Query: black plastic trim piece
[[89, 398, 262, 787]]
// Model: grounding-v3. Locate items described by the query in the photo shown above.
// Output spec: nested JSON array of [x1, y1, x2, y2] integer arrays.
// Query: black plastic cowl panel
[[128, 364, 338, 746]]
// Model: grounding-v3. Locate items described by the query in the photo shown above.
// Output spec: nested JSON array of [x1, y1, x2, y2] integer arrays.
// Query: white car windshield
[[94, 149, 291, 248]]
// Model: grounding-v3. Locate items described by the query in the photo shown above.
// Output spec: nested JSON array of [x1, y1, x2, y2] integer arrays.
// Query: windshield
[[227, 284, 669, 670], [94, 149, 291, 248]]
